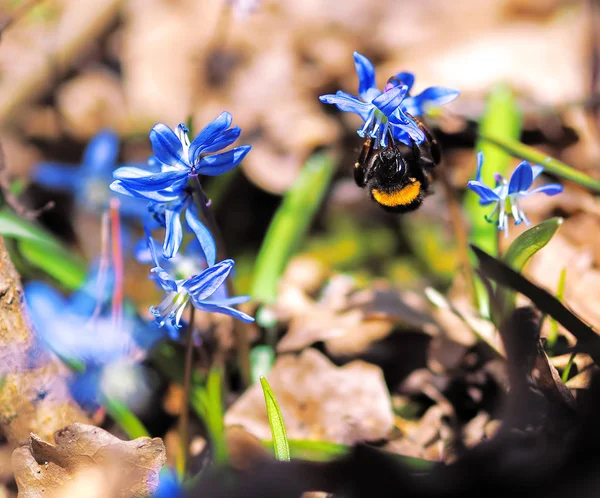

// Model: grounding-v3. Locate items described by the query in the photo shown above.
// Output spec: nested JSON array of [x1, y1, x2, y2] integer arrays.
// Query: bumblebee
[[354, 117, 440, 213]]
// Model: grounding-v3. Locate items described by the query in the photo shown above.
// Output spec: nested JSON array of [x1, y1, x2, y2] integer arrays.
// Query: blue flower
[[467, 152, 563, 236], [33, 130, 148, 219], [24, 266, 167, 409], [110, 113, 251, 201], [145, 232, 254, 328], [110, 113, 250, 258], [319, 52, 459, 148]]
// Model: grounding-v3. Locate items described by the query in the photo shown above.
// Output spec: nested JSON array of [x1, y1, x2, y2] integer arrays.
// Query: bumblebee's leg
[[354, 137, 372, 187], [411, 115, 441, 166]]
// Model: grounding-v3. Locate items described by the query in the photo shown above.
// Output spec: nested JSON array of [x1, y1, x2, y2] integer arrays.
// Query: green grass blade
[[205, 367, 228, 465], [498, 217, 563, 319], [465, 84, 522, 316], [547, 267, 567, 349], [260, 439, 433, 470], [480, 134, 600, 192], [250, 153, 335, 304], [18, 239, 86, 290], [0, 208, 86, 289], [102, 396, 150, 439], [259, 376, 290, 462]]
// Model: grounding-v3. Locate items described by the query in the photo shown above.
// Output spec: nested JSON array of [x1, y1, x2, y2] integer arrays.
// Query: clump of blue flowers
[[110, 113, 254, 329], [467, 151, 564, 236], [319, 52, 459, 148]]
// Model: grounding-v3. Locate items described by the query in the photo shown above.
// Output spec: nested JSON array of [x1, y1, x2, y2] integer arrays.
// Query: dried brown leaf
[[225, 349, 394, 444], [12, 423, 166, 498], [0, 237, 89, 444]]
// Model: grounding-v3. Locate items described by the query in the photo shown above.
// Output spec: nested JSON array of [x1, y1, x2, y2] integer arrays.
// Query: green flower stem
[[190, 175, 251, 388], [479, 134, 600, 193], [177, 305, 196, 479]]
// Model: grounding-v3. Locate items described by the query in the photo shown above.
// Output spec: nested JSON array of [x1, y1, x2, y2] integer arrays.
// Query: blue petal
[[319, 92, 372, 121], [508, 161, 534, 194], [208, 295, 251, 306], [163, 208, 184, 259], [183, 259, 234, 300], [189, 112, 233, 162], [196, 145, 251, 175], [193, 301, 255, 323], [522, 183, 563, 197], [109, 180, 184, 203], [353, 52, 376, 100], [372, 85, 408, 116], [81, 129, 119, 178], [33, 163, 79, 191], [467, 180, 501, 205], [185, 206, 216, 266], [402, 87, 460, 116], [475, 151, 484, 181], [386, 71, 415, 92], [151, 266, 178, 293], [24, 281, 65, 322], [196, 127, 242, 156], [145, 228, 162, 268], [389, 112, 426, 144], [389, 127, 413, 146], [113, 167, 189, 191], [531, 165, 544, 180], [133, 237, 153, 264], [149, 123, 190, 169]]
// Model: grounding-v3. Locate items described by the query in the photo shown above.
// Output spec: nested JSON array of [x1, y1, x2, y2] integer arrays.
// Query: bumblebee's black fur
[[354, 117, 441, 213]]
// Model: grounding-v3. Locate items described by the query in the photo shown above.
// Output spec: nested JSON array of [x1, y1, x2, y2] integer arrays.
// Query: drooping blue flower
[[33, 129, 149, 219], [319, 52, 459, 148], [110, 113, 250, 201], [145, 231, 253, 328], [467, 152, 563, 236]]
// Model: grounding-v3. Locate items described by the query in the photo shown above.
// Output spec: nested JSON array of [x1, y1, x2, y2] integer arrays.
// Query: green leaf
[[251, 153, 335, 304], [480, 134, 600, 193], [102, 396, 150, 439], [18, 239, 87, 290], [0, 207, 61, 245], [465, 84, 522, 316], [189, 367, 228, 465], [259, 376, 290, 462], [471, 245, 600, 365], [498, 217, 563, 319], [503, 218, 563, 271], [0, 208, 87, 289]]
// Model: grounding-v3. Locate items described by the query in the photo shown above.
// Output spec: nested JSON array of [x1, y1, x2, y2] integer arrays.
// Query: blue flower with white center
[[145, 231, 253, 328], [319, 52, 459, 148], [110, 112, 251, 200], [467, 152, 564, 236], [33, 130, 148, 219]]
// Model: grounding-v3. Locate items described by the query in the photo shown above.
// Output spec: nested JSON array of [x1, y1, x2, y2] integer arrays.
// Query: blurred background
[[1, 0, 600, 495]]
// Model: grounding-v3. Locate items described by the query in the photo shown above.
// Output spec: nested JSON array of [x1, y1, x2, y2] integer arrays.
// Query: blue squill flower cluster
[[467, 152, 563, 236], [319, 52, 459, 148], [109, 113, 254, 329]]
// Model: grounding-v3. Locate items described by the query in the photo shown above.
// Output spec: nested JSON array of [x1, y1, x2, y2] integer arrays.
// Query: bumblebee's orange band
[[372, 181, 422, 207]]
